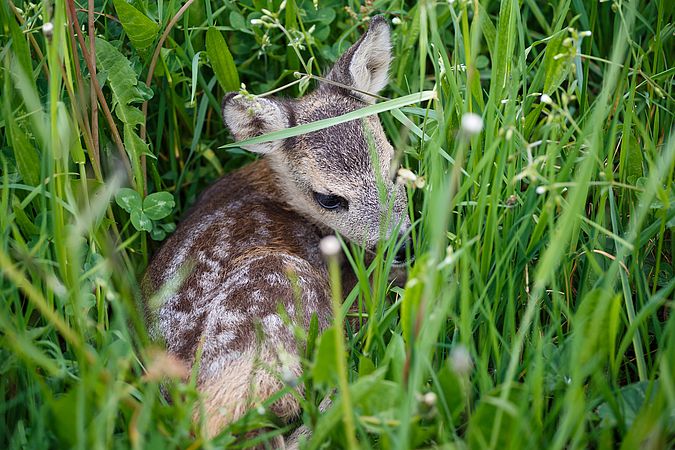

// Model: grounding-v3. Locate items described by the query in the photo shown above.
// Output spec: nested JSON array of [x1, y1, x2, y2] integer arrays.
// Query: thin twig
[[66, 0, 134, 185], [62, 0, 100, 179], [89, 0, 99, 169], [140, 0, 197, 195]]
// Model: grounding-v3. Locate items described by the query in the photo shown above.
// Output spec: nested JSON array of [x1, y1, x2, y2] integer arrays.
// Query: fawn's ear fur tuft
[[326, 15, 392, 102], [221, 93, 290, 154]]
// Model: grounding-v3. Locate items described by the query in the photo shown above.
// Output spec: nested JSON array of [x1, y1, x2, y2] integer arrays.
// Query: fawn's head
[[222, 16, 412, 263]]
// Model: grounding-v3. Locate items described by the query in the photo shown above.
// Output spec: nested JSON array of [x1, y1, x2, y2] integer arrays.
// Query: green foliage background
[[0, 0, 673, 449]]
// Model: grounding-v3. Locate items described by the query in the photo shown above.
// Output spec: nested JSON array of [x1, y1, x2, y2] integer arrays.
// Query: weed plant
[[0, 0, 673, 449]]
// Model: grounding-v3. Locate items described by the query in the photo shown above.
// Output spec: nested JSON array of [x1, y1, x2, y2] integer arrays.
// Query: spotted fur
[[143, 16, 410, 444]]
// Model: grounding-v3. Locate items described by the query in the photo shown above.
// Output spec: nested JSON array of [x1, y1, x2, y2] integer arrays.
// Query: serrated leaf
[[143, 191, 175, 220], [206, 27, 240, 91], [131, 209, 153, 232], [113, 0, 160, 52], [95, 38, 151, 127], [123, 125, 152, 161], [115, 188, 141, 213]]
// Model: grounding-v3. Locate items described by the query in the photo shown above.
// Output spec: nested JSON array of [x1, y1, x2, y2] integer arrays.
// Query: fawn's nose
[[393, 236, 414, 265]]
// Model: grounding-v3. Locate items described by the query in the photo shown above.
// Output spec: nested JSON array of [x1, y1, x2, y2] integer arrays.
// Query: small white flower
[[392, 17, 402, 25], [423, 392, 437, 407], [256, 405, 266, 415], [450, 344, 473, 375], [579, 30, 592, 38], [396, 168, 417, 185], [536, 186, 546, 195], [460, 113, 483, 136], [250, 19, 264, 26], [43, 22, 54, 38], [540, 94, 553, 104], [319, 235, 341, 257]]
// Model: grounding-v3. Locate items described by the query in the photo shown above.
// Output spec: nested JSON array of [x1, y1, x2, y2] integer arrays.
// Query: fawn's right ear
[[222, 93, 290, 154]]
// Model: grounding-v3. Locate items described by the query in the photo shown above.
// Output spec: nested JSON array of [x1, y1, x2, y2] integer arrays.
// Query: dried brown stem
[[89, 0, 99, 170], [66, 0, 134, 185], [140, 0, 197, 194]]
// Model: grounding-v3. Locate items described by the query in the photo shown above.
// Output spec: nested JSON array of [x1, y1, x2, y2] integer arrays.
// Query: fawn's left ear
[[221, 93, 290, 154], [326, 16, 392, 102]]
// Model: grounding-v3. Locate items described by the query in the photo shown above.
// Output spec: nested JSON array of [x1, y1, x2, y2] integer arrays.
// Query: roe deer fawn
[[143, 15, 412, 442]]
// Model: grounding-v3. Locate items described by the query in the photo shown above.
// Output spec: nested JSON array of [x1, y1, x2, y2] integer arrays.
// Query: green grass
[[1, 0, 673, 449]]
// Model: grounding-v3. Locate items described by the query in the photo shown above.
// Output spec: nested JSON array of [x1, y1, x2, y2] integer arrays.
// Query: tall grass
[[1, 0, 673, 449]]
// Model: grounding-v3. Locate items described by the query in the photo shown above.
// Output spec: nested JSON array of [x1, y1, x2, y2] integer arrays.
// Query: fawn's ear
[[221, 93, 290, 154], [326, 16, 392, 102]]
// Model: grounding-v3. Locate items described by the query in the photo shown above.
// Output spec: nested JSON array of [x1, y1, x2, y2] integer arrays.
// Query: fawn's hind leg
[[197, 345, 302, 439]]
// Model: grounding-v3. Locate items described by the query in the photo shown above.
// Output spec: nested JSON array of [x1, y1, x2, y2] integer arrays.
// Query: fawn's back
[[143, 15, 411, 440]]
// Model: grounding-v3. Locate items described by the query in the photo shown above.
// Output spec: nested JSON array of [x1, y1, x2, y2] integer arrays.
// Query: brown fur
[[143, 16, 411, 445]]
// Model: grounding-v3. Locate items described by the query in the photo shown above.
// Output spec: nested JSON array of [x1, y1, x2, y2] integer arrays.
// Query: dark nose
[[394, 237, 414, 264]]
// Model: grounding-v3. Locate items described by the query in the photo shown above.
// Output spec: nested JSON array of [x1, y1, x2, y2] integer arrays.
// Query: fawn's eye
[[313, 192, 348, 210]]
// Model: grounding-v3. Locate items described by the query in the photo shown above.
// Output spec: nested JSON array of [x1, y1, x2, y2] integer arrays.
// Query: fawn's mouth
[[364, 240, 414, 267]]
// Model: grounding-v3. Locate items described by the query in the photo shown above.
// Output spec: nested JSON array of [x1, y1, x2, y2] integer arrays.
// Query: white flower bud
[[450, 344, 473, 375], [319, 235, 341, 257], [43, 22, 54, 39], [392, 17, 402, 25], [396, 168, 417, 184], [540, 94, 553, 104], [460, 113, 483, 136], [536, 186, 546, 195], [423, 392, 437, 406]]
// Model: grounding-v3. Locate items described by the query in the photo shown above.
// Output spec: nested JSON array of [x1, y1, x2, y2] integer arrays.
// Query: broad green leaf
[[307, 368, 388, 450], [573, 289, 619, 369], [112, 0, 159, 52], [312, 327, 338, 386], [95, 37, 152, 127], [541, 31, 569, 95], [12, 195, 38, 236], [229, 11, 246, 32], [131, 209, 153, 232], [206, 27, 240, 92], [624, 133, 644, 184], [0, 2, 31, 75], [489, 0, 518, 99], [383, 333, 405, 383], [467, 386, 527, 450], [435, 363, 466, 422], [190, 51, 202, 104], [358, 355, 375, 376], [143, 192, 175, 220], [597, 381, 655, 429], [477, 2, 497, 59], [115, 188, 141, 213], [7, 118, 40, 186], [221, 90, 436, 149]]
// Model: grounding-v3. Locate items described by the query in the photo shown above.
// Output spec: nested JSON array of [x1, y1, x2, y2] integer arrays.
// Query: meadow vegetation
[[0, 0, 673, 448]]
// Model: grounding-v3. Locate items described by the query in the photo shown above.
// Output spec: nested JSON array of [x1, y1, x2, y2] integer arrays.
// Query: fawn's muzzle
[[393, 236, 414, 265]]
